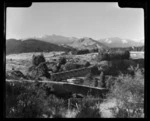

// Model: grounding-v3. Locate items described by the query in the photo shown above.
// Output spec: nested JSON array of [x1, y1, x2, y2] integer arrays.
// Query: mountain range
[[98, 37, 144, 48], [35, 35, 144, 48], [6, 35, 144, 55]]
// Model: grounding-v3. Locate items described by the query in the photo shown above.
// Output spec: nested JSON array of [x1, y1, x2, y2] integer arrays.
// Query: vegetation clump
[[64, 62, 81, 71], [84, 61, 90, 67], [91, 65, 100, 75], [27, 54, 50, 80], [58, 57, 67, 65], [6, 70, 26, 80], [6, 81, 103, 118], [6, 66, 144, 118], [32, 53, 46, 66], [106, 66, 144, 118], [97, 50, 130, 61]]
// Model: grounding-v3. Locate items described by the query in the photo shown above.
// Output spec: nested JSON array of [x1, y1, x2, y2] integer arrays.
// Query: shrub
[[98, 61, 111, 71], [36, 62, 50, 78], [105, 76, 116, 89], [28, 54, 50, 80], [106, 67, 144, 118], [84, 61, 90, 67], [97, 50, 130, 61], [76, 106, 101, 118], [6, 82, 48, 118], [98, 60, 138, 76], [27, 62, 50, 80], [132, 59, 144, 68], [76, 49, 90, 55], [58, 57, 66, 65], [6, 70, 26, 80], [91, 66, 100, 75], [6, 81, 107, 118], [85, 73, 93, 81], [51, 64, 59, 73], [64, 63, 81, 71], [84, 73, 96, 87], [5, 81, 67, 118], [75, 96, 102, 118], [32, 53, 46, 66]]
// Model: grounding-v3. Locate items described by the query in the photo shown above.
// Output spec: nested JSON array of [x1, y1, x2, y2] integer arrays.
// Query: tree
[[32, 53, 46, 66], [59, 57, 66, 65]]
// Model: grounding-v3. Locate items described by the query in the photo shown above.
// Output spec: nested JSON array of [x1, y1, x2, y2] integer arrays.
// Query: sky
[[6, 2, 144, 41]]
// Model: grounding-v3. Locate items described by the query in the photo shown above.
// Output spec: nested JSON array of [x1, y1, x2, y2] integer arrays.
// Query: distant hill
[[6, 39, 73, 55], [98, 37, 144, 48], [67, 37, 108, 50]]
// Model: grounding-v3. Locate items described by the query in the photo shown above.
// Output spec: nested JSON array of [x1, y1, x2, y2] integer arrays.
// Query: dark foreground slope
[[6, 39, 72, 55]]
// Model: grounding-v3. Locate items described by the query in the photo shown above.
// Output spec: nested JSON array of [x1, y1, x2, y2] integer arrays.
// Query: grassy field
[[6, 51, 144, 75]]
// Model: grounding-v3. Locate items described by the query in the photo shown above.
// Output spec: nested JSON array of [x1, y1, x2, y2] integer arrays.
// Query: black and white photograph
[[6, 2, 144, 118]]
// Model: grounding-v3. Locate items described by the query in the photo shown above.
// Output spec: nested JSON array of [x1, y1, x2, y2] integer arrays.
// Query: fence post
[[68, 99, 70, 110], [100, 71, 106, 88], [94, 78, 98, 87]]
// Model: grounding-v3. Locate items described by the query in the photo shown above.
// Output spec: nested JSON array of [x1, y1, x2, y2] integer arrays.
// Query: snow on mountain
[[98, 37, 144, 48]]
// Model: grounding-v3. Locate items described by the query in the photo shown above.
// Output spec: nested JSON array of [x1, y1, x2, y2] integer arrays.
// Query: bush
[[76, 106, 101, 118], [6, 70, 26, 80], [64, 63, 81, 71], [28, 54, 50, 80], [84, 61, 90, 67], [106, 67, 144, 118], [105, 76, 116, 89], [75, 96, 102, 118], [32, 53, 46, 66], [58, 57, 66, 65], [91, 66, 100, 75], [97, 50, 130, 61], [85, 73, 93, 81], [27, 62, 50, 80], [76, 49, 90, 55], [5, 81, 67, 118], [6, 81, 105, 118], [84, 73, 95, 87], [98, 60, 138, 76]]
